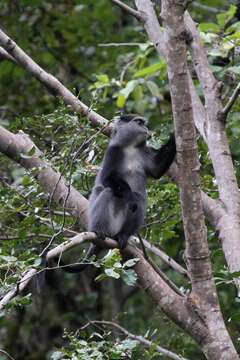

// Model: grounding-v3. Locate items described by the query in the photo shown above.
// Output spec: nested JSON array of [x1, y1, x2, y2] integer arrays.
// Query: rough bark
[[161, 1, 238, 359], [185, 13, 240, 288]]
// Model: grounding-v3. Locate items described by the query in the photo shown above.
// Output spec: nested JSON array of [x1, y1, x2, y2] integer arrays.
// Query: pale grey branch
[[0, 28, 109, 132], [222, 82, 240, 118], [111, 0, 144, 21], [82, 320, 189, 360]]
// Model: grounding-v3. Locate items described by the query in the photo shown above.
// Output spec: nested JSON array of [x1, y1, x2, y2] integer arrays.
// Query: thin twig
[[191, 1, 219, 13], [0, 232, 96, 310], [133, 237, 189, 278], [98, 42, 144, 47], [146, 257, 184, 296], [111, 0, 144, 21], [222, 82, 240, 118], [0, 349, 16, 360], [82, 320, 189, 360]]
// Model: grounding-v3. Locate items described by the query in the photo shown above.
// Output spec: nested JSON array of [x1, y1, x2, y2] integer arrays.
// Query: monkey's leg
[[88, 188, 127, 239]]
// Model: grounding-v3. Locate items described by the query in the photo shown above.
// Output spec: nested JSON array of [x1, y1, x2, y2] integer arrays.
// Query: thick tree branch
[[82, 320, 189, 360], [161, 1, 238, 359], [0, 28, 110, 132], [161, 0, 211, 296], [185, 12, 240, 286], [184, 13, 240, 210], [133, 0, 208, 142]]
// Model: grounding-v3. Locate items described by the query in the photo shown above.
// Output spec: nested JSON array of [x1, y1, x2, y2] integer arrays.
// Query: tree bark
[[161, 1, 238, 359]]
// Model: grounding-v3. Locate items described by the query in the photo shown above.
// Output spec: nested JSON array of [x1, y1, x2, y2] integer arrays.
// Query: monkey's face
[[113, 114, 150, 146]]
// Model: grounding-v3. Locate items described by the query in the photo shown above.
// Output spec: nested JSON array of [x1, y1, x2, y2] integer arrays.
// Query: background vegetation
[[1, 1, 240, 359]]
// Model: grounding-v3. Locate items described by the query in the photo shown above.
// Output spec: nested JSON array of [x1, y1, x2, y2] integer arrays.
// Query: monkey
[[59, 114, 176, 273]]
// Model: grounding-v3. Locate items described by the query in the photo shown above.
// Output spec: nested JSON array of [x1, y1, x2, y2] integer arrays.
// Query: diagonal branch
[[0, 46, 16, 62], [222, 82, 240, 117], [0, 231, 125, 310], [0, 232, 96, 310], [111, 0, 143, 21], [82, 320, 189, 360], [0, 28, 110, 132], [141, 238, 189, 277]]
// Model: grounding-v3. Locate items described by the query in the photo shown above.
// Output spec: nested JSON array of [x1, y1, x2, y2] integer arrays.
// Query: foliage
[[1, 1, 240, 359], [50, 329, 139, 360]]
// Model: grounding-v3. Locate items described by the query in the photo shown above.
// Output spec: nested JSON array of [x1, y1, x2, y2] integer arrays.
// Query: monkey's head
[[112, 114, 150, 146]]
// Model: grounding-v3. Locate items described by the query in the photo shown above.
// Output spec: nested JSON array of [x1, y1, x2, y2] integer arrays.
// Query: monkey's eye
[[134, 118, 145, 126]]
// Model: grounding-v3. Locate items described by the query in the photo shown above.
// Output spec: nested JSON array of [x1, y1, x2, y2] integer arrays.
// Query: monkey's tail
[[57, 244, 99, 273]]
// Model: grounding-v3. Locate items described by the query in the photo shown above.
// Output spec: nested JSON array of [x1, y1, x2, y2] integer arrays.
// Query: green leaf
[[117, 79, 144, 108], [133, 61, 165, 78], [104, 268, 120, 279], [116, 94, 126, 108], [123, 258, 139, 268], [50, 351, 64, 360], [224, 31, 240, 42], [120, 79, 143, 98], [119, 339, 139, 351], [198, 23, 221, 33], [96, 74, 109, 84], [122, 269, 138, 286], [217, 5, 237, 27], [146, 81, 160, 98], [133, 85, 143, 101], [228, 66, 240, 75], [33, 257, 42, 267], [22, 175, 32, 186], [95, 273, 107, 282]]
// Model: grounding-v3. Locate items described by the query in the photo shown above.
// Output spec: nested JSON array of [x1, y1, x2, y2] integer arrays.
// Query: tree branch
[[82, 320, 189, 360], [161, 1, 238, 358], [222, 82, 240, 118], [111, 0, 144, 21], [140, 237, 189, 278], [185, 11, 240, 288], [0, 46, 16, 63], [0, 28, 110, 132], [0, 231, 118, 310]]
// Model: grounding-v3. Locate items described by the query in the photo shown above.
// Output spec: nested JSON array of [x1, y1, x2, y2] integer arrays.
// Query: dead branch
[[82, 320, 189, 360]]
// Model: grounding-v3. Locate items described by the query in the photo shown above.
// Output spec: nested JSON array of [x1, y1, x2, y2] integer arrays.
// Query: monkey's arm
[[145, 134, 176, 179], [100, 145, 132, 197]]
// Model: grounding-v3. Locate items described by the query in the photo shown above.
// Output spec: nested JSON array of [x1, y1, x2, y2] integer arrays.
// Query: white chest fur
[[123, 146, 141, 173]]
